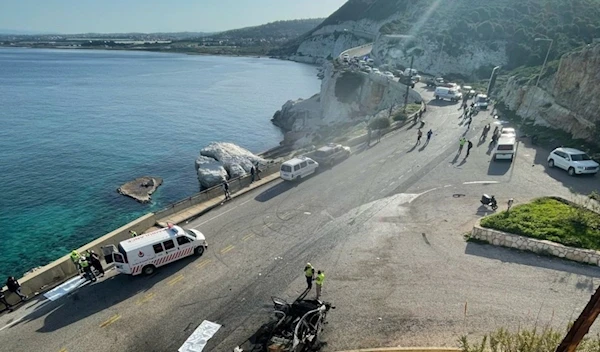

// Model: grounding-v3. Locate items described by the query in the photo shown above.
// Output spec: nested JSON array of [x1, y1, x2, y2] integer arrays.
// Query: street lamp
[[521, 37, 553, 127]]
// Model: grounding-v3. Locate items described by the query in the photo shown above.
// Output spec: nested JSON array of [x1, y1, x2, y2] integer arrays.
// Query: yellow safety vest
[[80, 259, 89, 268], [70, 251, 80, 261], [316, 273, 325, 286], [305, 266, 314, 277]]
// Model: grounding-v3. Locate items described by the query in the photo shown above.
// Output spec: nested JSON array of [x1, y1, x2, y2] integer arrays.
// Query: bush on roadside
[[460, 326, 600, 352], [480, 197, 600, 250], [369, 117, 391, 130], [393, 111, 407, 122]]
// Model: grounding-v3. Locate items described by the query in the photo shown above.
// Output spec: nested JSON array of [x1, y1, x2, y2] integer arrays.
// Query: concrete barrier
[[337, 348, 460, 352], [2, 213, 157, 305]]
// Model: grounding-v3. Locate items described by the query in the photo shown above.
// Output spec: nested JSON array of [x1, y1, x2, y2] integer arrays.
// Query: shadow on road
[[254, 180, 298, 202], [465, 242, 600, 285], [407, 144, 418, 153], [487, 159, 511, 176], [427, 100, 460, 108], [10, 256, 199, 333], [418, 142, 429, 152]]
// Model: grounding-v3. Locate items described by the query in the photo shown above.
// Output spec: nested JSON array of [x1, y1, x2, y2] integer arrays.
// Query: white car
[[500, 127, 516, 138], [383, 71, 395, 79], [547, 148, 599, 176], [372, 68, 381, 74]]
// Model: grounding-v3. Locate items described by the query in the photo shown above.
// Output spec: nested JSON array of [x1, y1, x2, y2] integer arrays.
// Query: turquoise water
[[0, 48, 319, 279]]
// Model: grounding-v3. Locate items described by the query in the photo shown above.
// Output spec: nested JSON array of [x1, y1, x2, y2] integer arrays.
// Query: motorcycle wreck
[[235, 291, 335, 352]]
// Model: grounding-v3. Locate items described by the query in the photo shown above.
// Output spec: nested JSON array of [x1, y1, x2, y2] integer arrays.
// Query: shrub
[[369, 117, 391, 130], [393, 112, 407, 121]]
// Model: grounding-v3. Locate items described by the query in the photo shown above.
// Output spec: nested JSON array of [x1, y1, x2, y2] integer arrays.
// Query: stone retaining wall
[[471, 225, 600, 266]]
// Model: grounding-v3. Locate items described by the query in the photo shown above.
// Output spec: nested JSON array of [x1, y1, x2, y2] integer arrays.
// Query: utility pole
[[403, 54, 414, 113], [556, 284, 600, 352]]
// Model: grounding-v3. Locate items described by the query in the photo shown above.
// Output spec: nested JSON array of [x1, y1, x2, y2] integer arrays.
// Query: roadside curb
[[336, 348, 460, 352], [156, 173, 281, 227]]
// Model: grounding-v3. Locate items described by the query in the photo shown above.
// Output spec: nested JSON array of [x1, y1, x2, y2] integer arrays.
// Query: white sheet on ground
[[43, 276, 86, 301], [178, 320, 221, 352]]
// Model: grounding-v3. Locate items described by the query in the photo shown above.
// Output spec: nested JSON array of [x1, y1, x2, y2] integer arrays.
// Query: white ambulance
[[112, 225, 207, 276]]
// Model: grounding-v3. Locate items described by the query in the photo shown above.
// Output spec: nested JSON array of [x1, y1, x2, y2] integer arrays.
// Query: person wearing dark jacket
[[0, 291, 13, 312], [86, 250, 105, 277], [6, 277, 26, 301]]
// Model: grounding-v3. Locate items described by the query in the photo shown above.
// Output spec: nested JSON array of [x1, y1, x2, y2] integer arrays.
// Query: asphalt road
[[1, 84, 599, 352]]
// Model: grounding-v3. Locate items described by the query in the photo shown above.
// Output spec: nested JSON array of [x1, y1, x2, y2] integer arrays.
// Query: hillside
[[210, 18, 324, 42], [275, 0, 600, 75]]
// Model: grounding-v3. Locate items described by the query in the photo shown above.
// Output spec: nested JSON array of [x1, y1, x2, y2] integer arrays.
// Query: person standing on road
[[0, 291, 13, 312], [129, 230, 138, 237], [466, 116, 472, 130], [222, 179, 231, 201], [376, 129, 381, 143], [250, 165, 256, 183], [79, 257, 96, 282], [6, 277, 27, 302], [416, 129, 423, 145], [86, 250, 105, 277], [426, 129, 433, 143], [458, 137, 466, 154], [70, 250, 82, 273], [304, 263, 315, 290], [255, 163, 261, 180], [367, 127, 372, 147], [315, 270, 325, 300], [466, 140, 474, 157]]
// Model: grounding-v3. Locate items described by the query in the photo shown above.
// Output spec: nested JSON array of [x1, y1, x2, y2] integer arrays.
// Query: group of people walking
[[221, 162, 262, 202], [304, 263, 326, 300]]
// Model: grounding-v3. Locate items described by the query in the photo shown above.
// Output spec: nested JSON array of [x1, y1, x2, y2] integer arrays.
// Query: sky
[[0, 0, 348, 34]]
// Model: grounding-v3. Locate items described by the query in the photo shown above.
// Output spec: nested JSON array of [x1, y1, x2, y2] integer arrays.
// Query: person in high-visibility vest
[[304, 263, 314, 290], [129, 230, 137, 237], [70, 250, 82, 272], [315, 270, 325, 299], [79, 257, 97, 282]]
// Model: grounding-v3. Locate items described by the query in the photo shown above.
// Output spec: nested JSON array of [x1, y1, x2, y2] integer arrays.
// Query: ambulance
[[112, 225, 207, 276]]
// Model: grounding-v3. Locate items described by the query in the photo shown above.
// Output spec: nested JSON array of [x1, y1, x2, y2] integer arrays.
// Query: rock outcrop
[[195, 142, 266, 190], [271, 63, 421, 147], [498, 44, 600, 143], [118, 176, 163, 203]]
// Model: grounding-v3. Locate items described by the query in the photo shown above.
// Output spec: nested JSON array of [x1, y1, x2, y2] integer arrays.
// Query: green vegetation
[[392, 112, 407, 122], [480, 197, 600, 250], [369, 116, 391, 130], [460, 327, 600, 352]]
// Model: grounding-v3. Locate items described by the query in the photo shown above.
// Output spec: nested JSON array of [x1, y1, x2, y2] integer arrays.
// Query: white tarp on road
[[179, 320, 222, 352], [43, 276, 86, 301]]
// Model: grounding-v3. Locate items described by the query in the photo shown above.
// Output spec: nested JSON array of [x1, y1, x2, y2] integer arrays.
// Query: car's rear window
[[497, 144, 514, 151], [281, 165, 292, 172]]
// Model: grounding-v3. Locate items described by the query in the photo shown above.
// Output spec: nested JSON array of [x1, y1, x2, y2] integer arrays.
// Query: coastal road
[[1, 84, 599, 352]]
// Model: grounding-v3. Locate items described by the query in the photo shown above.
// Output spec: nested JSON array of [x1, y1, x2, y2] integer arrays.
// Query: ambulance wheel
[[194, 246, 205, 256], [142, 265, 156, 276]]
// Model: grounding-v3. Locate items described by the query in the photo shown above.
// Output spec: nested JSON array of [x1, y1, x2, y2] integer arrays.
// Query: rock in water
[[117, 176, 163, 203], [196, 142, 267, 190]]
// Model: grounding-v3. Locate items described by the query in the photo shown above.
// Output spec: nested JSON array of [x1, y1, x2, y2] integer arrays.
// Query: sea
[[0, 47, 320, 279]]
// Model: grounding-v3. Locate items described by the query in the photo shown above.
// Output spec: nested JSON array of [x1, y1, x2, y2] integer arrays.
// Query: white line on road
[[321, 210, 335, 220], [463, 181, 500, 185], [194, 205, 239, 227], [239, 199, 252, 206]]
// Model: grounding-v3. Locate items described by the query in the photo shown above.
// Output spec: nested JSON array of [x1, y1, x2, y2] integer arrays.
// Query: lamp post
[[520, 37, 553, 127]]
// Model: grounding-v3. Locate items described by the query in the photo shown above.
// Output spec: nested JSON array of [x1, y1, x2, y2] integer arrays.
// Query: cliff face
[[272, 63, 421, 146], [498, 44, 600, 143]]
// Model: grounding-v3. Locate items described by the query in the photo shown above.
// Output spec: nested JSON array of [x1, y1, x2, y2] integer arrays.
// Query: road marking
[[168, 274, 184, 286], [463, 181, 500, 184], [196, 259, 212, 268], [239, 199, 251, 206], [262, 223, 272, 230], [59, 349, 67, 352], [242, 234, 255, 241], [194, 205, 239, 227], [100, 314, 121, 328], [136, 292, 154, 305], [220, 245, 234, 254]]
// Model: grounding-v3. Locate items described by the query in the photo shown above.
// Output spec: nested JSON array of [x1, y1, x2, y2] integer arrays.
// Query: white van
[[434, 86, 463, 102], [280, 156, 319, 181], [494, 136, 516, 161], [112, 225, 207, 276]]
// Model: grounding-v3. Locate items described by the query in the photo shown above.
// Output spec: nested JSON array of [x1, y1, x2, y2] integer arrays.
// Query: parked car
[[372, 68, 381, 74], [383, 71, 395, 79], [424, 76, 445, 87], [312, 143, 351, 167], [547, 147, 599, 176], [462, 85, 476, 98], [474, 94, 489, 109]]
